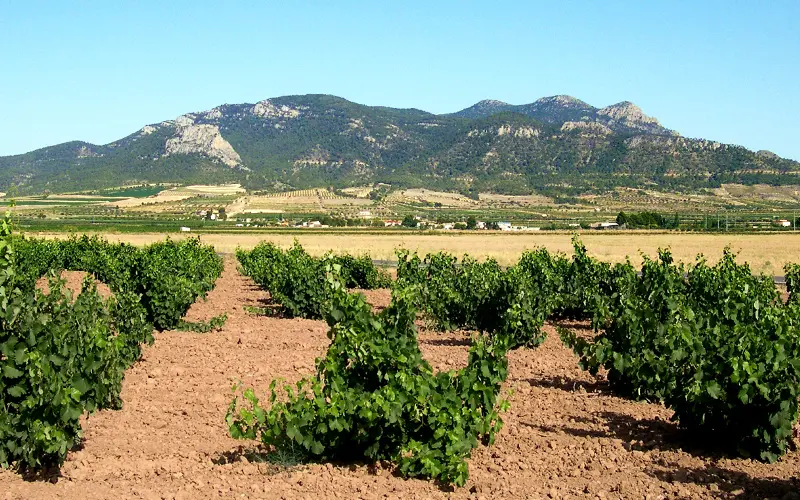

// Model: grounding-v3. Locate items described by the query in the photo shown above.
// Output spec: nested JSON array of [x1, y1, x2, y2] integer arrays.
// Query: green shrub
[[1, 224, 218, 472], [227, 281, 513, 486], [784, 263, 800, 304], [237, 241, 332, 319], [562, 249, 800, 462], [13, 235, 223, 331], [137, 238, 224, 330], [238, 242, 390, 319], [395, 250, 551, 348], [329, 253, 391, 289], [0, 219, 149, 471]]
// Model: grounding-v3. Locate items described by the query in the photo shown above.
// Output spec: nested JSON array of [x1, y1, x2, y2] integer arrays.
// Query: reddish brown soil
[[35, 270, 114, 299], [3, 258, 800, 499]]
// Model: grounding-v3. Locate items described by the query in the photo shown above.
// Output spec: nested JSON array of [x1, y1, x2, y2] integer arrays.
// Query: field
[[11, 184, 800, 237], [233, 189, 374, 217], [30, 231, 800, 275], [2, 255, 799, 499]]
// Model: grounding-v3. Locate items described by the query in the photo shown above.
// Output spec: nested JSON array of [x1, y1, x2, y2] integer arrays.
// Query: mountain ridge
[[1, 93, 797, 196]]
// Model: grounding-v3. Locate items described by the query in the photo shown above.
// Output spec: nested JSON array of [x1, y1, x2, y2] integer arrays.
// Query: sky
[[1, 1, 798, 160]]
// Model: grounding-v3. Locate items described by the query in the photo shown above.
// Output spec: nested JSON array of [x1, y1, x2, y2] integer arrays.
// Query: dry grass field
[[32, 231, 800, 275]]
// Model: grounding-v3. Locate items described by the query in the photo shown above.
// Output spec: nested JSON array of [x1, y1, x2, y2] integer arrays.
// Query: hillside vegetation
[[1, 94, 798, 195]]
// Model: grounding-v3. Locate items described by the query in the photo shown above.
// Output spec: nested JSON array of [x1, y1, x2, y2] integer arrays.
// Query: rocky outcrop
[[468, 125, 540, 138], [204, 107, 223, 120], [625, 135, 722, 151], [165, 124, 241, 167], [174, 114, 196, 127], [252, 99, 301, 119], [76, 145, 102, 158], [757, 149, 779, 159], [455, 95, 676, 136], [598, 102, 676, 135], [293, 145, 330, 167], [560, 121, 612, 135], [533, 95, 590, 109], [497, 125, 539, 138]]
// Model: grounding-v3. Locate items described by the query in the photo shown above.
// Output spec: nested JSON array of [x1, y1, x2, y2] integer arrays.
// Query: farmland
[[2, 241, 800, 498], [3, 209, 800, 498], [9, 183, 800, 236]]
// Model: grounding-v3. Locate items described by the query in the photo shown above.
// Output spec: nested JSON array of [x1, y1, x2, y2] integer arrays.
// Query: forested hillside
[[1, 94, 797, 195]]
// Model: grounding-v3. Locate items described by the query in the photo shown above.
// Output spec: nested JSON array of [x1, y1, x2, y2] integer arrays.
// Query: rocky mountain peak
[[599, 101, 650, 120], [597, 101, 676, 135], [451, 99, 514, 118], [533, 95, 590, 108], [476, 99, 509, 107]]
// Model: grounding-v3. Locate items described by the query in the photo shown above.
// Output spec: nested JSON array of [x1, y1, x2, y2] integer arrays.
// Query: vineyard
[[229, 239, 800, 487], [0, 216, 223, 470], [2, 226, 800, 496]]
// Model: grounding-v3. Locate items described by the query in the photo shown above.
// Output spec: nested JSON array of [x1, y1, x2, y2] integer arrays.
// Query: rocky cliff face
[[164, 116, 242, 168], [251, 99, 304, 119], [597, 101, 674, 136]]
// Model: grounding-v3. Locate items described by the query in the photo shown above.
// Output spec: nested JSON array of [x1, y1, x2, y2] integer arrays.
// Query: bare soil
[[35, 270, 114, 299], [3, 258, 799, 499]]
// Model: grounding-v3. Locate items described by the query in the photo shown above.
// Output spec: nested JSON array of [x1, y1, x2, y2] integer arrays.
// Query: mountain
[[451, 99, 514, 119], [453, 95, 675, 136], [1, 94, 798, 195]]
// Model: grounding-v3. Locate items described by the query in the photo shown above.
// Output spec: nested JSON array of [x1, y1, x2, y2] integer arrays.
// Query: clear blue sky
[[1, 1, 798, 160]]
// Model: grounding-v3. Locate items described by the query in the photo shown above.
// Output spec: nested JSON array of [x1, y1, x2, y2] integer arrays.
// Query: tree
[[466, 216, 477, 230], [401, 215, 418, 228]]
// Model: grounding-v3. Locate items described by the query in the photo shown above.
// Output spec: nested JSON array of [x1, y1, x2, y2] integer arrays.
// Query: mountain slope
[[1, 94, 797, 195]]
